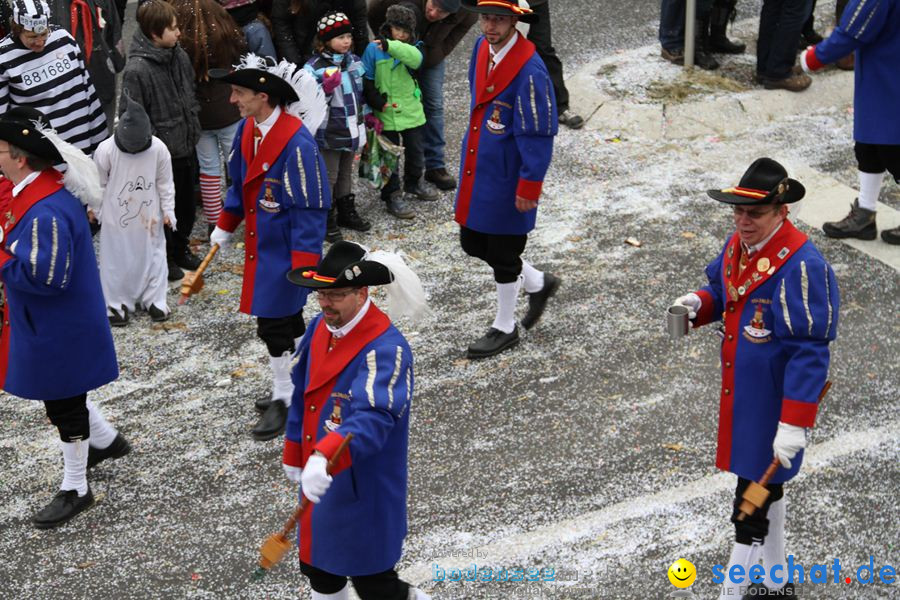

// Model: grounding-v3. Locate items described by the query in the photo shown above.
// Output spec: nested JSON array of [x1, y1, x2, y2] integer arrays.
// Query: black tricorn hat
[[707, 158, 805, 205], [209, 67, 299, 104], [461, 0, 538, 23], [287, 241, 394, 289], [0, 106, 63, 163]]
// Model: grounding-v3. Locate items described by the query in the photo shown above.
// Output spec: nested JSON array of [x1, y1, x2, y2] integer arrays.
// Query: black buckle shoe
[[822, 199, 877, 240], [466, 326, 519, 359], [32, 488, 95, 529], [174, 249, 203, 271], [254, 397, 271, 413], [881, 225, 900, 245], [521, 272, 560, 330], [87, 433, 132, 469], [251, 400, 287, 441], [108, 305, 129, 327], [147, 304, 169, 322], [424, 168, 457, 191]]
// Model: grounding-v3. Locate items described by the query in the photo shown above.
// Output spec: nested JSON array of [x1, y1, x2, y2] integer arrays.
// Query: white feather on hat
[[363, 247, 430, 324], [269, 59, 328, 135], [32, 121, 102, 212]]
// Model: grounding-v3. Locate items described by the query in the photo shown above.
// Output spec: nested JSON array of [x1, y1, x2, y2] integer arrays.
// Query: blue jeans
[[659, 0, 713, 51], [243, 20, 276, 61], [757, 0, 811, 80], [196, 121, 240, 177], [417, 60, 446, 171]]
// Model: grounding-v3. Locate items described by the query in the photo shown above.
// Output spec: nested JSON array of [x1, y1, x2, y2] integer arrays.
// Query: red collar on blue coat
[[474, 34, 536, 104]]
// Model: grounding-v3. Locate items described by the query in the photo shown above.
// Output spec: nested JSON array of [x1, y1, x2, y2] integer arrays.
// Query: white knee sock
[[762, 498, 787, 590], [60, 438, 89, 496], [857, 170, 884, 211], [86, 399, 118, 449], [270, 352, 294, 407], [491, 278, 521, 334], [719, 542, 761, 600], [521, 259, 544, 294], [410, 589, 431, 599], [311, 584, 349, 600]]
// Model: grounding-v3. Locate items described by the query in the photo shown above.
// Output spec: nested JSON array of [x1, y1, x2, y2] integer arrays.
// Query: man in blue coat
[[455, 0, 560, 359], [0, 107, 130, 529], [282, 241, 429, 600], [211, 57, 329, 441], [673, 158, 839, 597], [801, 0, 900, 244]]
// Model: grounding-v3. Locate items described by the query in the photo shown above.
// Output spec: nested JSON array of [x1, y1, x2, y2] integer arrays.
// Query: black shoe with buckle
[[108, 305, 129, 327], [880, 225, 900, 245], [822, 199, 877, 240], [467, 326, 519, 359], [252, 400, 288, 441], [87, 433, 132, 469], [521, 272, 560, 330], [174, 248, 202, 271], [167, 260, 184, 282], [32, 488, 95, 529], [147, 304, 169, 322], [255, 396, 271, 413], [424, 168, 457, 191]]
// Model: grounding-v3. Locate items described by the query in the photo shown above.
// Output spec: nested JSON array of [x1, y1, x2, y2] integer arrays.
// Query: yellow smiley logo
[[668, 558, 697, 588]]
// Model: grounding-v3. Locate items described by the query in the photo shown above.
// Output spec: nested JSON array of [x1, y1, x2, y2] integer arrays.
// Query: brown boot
[[822, 199, 877, 240], [762, 72, 812, 92]]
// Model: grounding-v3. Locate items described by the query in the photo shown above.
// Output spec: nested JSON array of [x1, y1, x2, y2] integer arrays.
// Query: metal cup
[[666, 304, 690, 339]]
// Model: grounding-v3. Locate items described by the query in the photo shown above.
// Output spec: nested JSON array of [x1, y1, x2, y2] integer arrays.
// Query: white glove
[[282, 464, 302, 484], [772, 422, 807, 469], [799, 49, 813, 74], [675, 293, 702, 320], [210, 226, 233, 250], [300, 453, 332, 504]]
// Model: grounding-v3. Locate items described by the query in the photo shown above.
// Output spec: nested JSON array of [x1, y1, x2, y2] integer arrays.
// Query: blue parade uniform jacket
[[283, 304, 413, 576], [455, 34, 557, 235], [218, 112, 330, 318], [809, 0, 900, 145], [692, 220, 839, 484], [0, 170, 118, 400]]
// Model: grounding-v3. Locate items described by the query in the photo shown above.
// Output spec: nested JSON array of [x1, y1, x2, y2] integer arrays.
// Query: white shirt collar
[[256, 105, 282, 139], [12, 171, 42, 197], [489, 31, 519, 67], [326, 296, 371, 339], [744, 221, 784, 256]]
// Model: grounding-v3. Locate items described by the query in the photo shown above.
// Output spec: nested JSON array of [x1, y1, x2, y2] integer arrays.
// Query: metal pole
[[684, 0, 696, 70]]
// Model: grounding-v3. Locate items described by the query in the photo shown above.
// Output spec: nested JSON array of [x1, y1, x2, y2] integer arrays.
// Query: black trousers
[[731, 477, 784, 545], [855, 142, 900, 183], [256, 310, 305, 357], [757, 0, 812, 80], [526, 1, 569, 112], [459, 226, 528, 284], [165, 155, 198, 260], [44, 393, 89, 442], [381, 126, 425, 200], [300, 561, 409, 600]]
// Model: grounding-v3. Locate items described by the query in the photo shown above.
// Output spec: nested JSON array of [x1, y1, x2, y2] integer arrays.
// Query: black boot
[[521, 272, 561, 330], [709, 3, 745, 54], [467, 327, 519, 359], [325, 207, 343, 243], [822, 199, 877, 240], [251, 400, 288, 441], [254, 397, 271, 413], [108, 305, 129, 327], [32, 488, 95, 529], [336, 194, 371, 232], [87, 433, 132, 469], [694, 18, 720, 70]]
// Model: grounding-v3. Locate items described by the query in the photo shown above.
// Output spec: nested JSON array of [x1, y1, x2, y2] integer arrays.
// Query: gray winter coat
[[119, 30, 200, 159]]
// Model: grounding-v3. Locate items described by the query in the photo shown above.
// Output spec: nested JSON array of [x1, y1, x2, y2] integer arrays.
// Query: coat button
[[249, 208, 255, 214], [305, 435, 312, 441], [249, 254, 255, 260], [466, 170, 472, 176], [469, 148, 474, 154], [725, 361, 732, 368], [472, 125, 478, 131], [310, 405, 316, 411], [249, 231, 255, 237], [724, 388, 731, 395], [727, 334, 734, 341], [728, 306, 735, 313]]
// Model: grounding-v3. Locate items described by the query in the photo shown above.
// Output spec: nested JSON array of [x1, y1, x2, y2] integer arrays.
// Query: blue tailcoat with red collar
[[283, 304, 413, 576], [0, 170, 118, 400], [218, 112, 330, 318], [454, 34, 557, 235], [692, 220, 839, 483]]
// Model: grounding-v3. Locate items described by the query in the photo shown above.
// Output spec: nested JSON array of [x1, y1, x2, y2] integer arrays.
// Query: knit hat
[[383, 4, 417, 39], [13, 0, 51, 33], [316, 11, 353, 44], [114, 93, 153, 154], [432, 0, 460, 12]]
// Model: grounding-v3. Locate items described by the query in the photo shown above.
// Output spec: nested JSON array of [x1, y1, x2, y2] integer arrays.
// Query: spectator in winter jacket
[[368, 0, 476, 192], [362, 3, 438, 221], [271, 0, 368, 66], [219, 0, 276, 59], [173, 0, 247, 234], [120, 0, 202, 281], [304, 11, 371, 241]]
